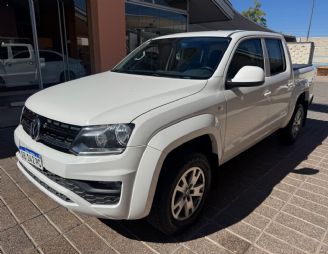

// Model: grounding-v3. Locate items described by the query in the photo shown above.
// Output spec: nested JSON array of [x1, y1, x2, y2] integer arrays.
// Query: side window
[[265, 38, 286, 75], [40, 51, 63, 62], [227, 38, 264, 80], [12, 46, 30, 59]]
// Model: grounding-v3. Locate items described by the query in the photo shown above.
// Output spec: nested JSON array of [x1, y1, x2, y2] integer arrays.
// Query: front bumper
[[14, 125, 146, 219]]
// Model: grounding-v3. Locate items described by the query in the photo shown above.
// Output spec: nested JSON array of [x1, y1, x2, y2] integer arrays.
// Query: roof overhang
[[189, 8, 272, 32], [189, 0, 234, 23], [188, 0, 296, 41]]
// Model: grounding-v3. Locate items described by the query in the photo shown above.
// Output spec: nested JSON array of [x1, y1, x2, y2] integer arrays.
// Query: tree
[[242, 0, 267, 27]]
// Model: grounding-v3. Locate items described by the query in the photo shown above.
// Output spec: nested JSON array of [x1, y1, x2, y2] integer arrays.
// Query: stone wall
[[297, 37, 328, 66]]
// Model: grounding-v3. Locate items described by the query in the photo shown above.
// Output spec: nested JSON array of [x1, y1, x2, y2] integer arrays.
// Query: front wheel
[[149, 153, 212, 235], [279, 103, 305, 144]]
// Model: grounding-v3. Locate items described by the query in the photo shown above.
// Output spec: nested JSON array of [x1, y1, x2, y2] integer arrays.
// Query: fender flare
[[284, 89, 310, 127], [128, 114, 222, 219]]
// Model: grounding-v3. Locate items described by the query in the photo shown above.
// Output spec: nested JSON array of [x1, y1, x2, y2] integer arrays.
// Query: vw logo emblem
[[30, 117, 41, 140]]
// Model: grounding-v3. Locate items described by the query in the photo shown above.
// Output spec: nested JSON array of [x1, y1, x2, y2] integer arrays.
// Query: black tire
[[278, 103, 305, 144], [148, 152, 212, 235]]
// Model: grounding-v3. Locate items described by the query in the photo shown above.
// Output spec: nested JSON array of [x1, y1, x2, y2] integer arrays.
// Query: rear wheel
[[149, 152, 212, 235], [279, 103, 305, 144]]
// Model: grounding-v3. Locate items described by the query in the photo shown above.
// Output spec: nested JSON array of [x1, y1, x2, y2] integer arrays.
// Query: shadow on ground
[[309, 103, 328, 114], [102, 117, 328, 243], [0, 127, 16, 159], [0, 100, 327, 244]]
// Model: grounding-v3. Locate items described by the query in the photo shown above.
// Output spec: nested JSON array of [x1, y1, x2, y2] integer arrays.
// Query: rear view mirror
[[226, 66, 265, 88]]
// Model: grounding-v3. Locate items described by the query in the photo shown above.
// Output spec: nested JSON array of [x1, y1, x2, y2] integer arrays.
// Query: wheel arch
[[128, 114, 222, 219]]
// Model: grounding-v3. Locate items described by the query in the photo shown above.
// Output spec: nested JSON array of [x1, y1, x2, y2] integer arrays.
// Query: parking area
[[0, 78, 328, 254]]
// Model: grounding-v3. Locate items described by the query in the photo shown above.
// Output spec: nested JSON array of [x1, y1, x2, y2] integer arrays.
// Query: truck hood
[[25, 71, 207, 126]]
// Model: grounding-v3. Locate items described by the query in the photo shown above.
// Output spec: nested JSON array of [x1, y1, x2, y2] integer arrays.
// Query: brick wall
[[297, 37, 328, 66]]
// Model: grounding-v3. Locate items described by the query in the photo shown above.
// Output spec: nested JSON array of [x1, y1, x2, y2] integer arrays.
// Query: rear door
[[39, 51, 64, 85], [263, 38, 293, 127], [223, 37, 271, 161]]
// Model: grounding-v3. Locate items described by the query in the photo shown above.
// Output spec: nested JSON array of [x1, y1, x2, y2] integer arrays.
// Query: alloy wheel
[[171, 166, 205, 221], [292, 107, 304, 138]]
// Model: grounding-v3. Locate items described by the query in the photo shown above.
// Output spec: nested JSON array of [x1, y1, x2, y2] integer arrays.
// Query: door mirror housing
[[226, 66, 265, 88]]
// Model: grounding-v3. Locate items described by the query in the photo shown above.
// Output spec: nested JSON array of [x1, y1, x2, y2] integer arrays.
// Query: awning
[[189, 7, 272, 32], [189, 0, 234, 23], [188, 1, 296, 41]]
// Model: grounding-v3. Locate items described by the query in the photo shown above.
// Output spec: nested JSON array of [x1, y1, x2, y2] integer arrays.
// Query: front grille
[[21, 107, 81, 154], [20, 162, 73, 203]]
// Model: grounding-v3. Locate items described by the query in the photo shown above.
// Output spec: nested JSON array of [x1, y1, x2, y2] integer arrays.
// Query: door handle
[[263, 90, 272, 97]]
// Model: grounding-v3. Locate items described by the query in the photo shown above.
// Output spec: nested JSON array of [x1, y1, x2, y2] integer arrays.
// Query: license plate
[[19, 146, 43, 170]]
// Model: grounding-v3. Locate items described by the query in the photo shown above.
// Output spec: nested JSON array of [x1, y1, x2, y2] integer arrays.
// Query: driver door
[[223, 38, 271, 161], [5, 45, 37, 87]]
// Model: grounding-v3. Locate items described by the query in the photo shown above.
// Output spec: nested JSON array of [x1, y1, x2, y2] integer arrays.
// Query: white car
[[14, 31, 315, 234], [0, 43, 86, 87]]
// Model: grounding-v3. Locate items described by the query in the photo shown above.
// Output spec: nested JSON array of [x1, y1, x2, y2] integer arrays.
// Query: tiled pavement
[[1, 79, 328, 254]]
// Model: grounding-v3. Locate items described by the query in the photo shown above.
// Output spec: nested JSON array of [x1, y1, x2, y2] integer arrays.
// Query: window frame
[[225, 36, 266, 84], [264, 38, 287, 76]]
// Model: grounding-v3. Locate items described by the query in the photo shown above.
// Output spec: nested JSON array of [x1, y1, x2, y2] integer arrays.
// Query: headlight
[[71, 124, 134, 155]]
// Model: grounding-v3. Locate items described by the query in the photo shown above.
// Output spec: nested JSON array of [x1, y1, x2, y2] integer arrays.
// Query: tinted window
[[154, 0, 187, 10], [125, 3, 187, 53], [12, 47, 30, 59], [265, 39, 286, 75], [0, 46, 8, 59], [40, 51, 62, 62], [113, 37, 230, 79], [227, 39, 264, 80]]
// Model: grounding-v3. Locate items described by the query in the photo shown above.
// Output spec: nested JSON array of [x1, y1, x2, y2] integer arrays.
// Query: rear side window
[[265, 39, 286, 75], [12, 46, 30, 59], [227, 38, 264, 80]]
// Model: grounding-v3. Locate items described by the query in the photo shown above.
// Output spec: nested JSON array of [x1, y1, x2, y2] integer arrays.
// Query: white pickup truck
[[0, 42, 86, 87], [14, 31, 315, 234]]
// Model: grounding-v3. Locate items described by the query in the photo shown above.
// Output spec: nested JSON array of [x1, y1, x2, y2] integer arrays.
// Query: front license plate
[[19, 146, 43, 170]]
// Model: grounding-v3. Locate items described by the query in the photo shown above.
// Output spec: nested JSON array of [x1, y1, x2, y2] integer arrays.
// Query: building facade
[[0, 0, 271, 127], [0, 0, 235, 93]]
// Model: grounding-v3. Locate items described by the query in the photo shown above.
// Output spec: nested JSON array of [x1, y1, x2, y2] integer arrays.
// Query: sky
[[230, 0, 328, 37]]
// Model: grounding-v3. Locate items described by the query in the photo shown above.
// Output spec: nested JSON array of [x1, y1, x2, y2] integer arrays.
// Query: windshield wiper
[[111, 69, 156, 76], [112, 69, 206, 79]]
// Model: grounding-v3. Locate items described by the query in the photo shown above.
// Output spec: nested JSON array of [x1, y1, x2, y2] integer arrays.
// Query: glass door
[[0, 0, 40, 127], [34, 0, 90, 88], [0, 0, 90, 127]]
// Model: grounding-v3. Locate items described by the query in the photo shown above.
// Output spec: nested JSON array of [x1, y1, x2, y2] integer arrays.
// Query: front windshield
[[112, 37, 230, 79]]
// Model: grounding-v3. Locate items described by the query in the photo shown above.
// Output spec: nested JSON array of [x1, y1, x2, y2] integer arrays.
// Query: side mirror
[[226, 66, 265, 88]]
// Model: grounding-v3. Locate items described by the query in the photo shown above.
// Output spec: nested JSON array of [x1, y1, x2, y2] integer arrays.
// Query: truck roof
[[156, 30, 283, 40]]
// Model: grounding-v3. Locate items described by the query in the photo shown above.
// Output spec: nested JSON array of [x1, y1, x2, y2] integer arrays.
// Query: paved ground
[[1, 78, 328, 254]]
